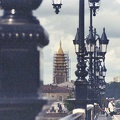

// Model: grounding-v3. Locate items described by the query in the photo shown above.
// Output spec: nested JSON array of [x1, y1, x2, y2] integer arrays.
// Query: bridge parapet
[[59, 103, 100, 120]]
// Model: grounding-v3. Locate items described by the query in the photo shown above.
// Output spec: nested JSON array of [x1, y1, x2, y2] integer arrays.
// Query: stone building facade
[[42, 84, 72, 102]]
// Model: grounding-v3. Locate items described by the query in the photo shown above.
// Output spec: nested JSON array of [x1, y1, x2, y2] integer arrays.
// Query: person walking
[[108, 100, 115, 117]]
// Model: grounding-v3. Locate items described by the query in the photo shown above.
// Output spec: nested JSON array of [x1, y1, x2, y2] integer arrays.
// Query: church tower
[[53, 41, 70, 84]]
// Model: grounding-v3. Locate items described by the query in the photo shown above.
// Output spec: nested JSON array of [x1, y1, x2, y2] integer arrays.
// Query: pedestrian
[[108, 100, 115, 117], [104, 98, 109, 117]]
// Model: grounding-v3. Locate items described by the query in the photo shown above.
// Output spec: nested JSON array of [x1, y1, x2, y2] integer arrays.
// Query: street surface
[[113, 115, 120, 120]]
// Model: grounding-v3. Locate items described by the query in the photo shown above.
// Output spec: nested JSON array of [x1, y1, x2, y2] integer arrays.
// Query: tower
[[53, 41, 70, 84]]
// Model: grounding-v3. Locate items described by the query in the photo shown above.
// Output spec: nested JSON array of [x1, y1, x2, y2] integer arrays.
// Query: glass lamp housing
[[86, 36, 95, 53], [73, 39, 79, 53], [86, 43, 94, 53], [52, 0, 62, 4], [73, 28, 79, 53], [99, 44, 107, 53], [88, 0, 100, 9], [75, 44, 79, 53], [101, 65, 107, 77]]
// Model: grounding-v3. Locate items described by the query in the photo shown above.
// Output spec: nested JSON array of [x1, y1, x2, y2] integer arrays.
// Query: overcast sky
[[33, 0, 120, 84]]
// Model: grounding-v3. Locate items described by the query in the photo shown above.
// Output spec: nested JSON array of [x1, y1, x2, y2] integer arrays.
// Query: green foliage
[[105, 82, 120, 99], [64, 96, 75, 112], [115, 102, 120, 107]]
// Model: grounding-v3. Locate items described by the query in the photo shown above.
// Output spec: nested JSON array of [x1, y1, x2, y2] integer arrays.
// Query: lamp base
[[0, 98, 47, 120]]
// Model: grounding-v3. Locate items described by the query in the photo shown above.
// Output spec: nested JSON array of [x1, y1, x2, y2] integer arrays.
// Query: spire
[[60, 40, 61, 47], [57, 40, 64, 54]]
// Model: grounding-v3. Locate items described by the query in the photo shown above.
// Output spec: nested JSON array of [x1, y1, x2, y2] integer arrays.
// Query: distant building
[[113, 76, 120, 82], [41, 84, 72, 102], [53, 41, 70, 84], [40, 84, 72, 120]]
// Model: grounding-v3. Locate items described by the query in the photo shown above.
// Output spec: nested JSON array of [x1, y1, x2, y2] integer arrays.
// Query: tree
[[105, 82, 120, 99], [64, 95, 75, 112]]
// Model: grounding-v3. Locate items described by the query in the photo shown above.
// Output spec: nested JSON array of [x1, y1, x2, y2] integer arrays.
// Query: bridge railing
[[59, 104, 100, 120], [59, 108, 85, 120]]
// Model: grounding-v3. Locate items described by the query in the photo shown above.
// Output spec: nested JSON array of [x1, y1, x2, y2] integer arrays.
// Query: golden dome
[[57, 41, 64, 54]]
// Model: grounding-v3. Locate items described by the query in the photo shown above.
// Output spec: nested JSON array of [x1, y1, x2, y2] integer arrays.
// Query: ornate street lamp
[[88, 0, 101, 16], [86, 0, 101, 103], [73, 34, 88, 109], [85, 27, 109, 104], [72, 0, 89, 111], [52, 0, 62, 14]]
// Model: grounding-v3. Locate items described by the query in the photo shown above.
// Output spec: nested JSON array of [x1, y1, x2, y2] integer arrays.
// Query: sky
[[0, 0, 120, 84], [33, 0, 120, 84]]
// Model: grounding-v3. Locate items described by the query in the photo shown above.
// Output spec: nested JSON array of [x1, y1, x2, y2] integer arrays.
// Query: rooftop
[[41, 84, 72, 93]]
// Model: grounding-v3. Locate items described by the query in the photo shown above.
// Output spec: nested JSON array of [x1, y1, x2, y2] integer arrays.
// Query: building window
[[59, 96, 62, 101]]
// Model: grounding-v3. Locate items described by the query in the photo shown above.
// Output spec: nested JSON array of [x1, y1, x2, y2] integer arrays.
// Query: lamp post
[[72, 0, 88, 111]]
